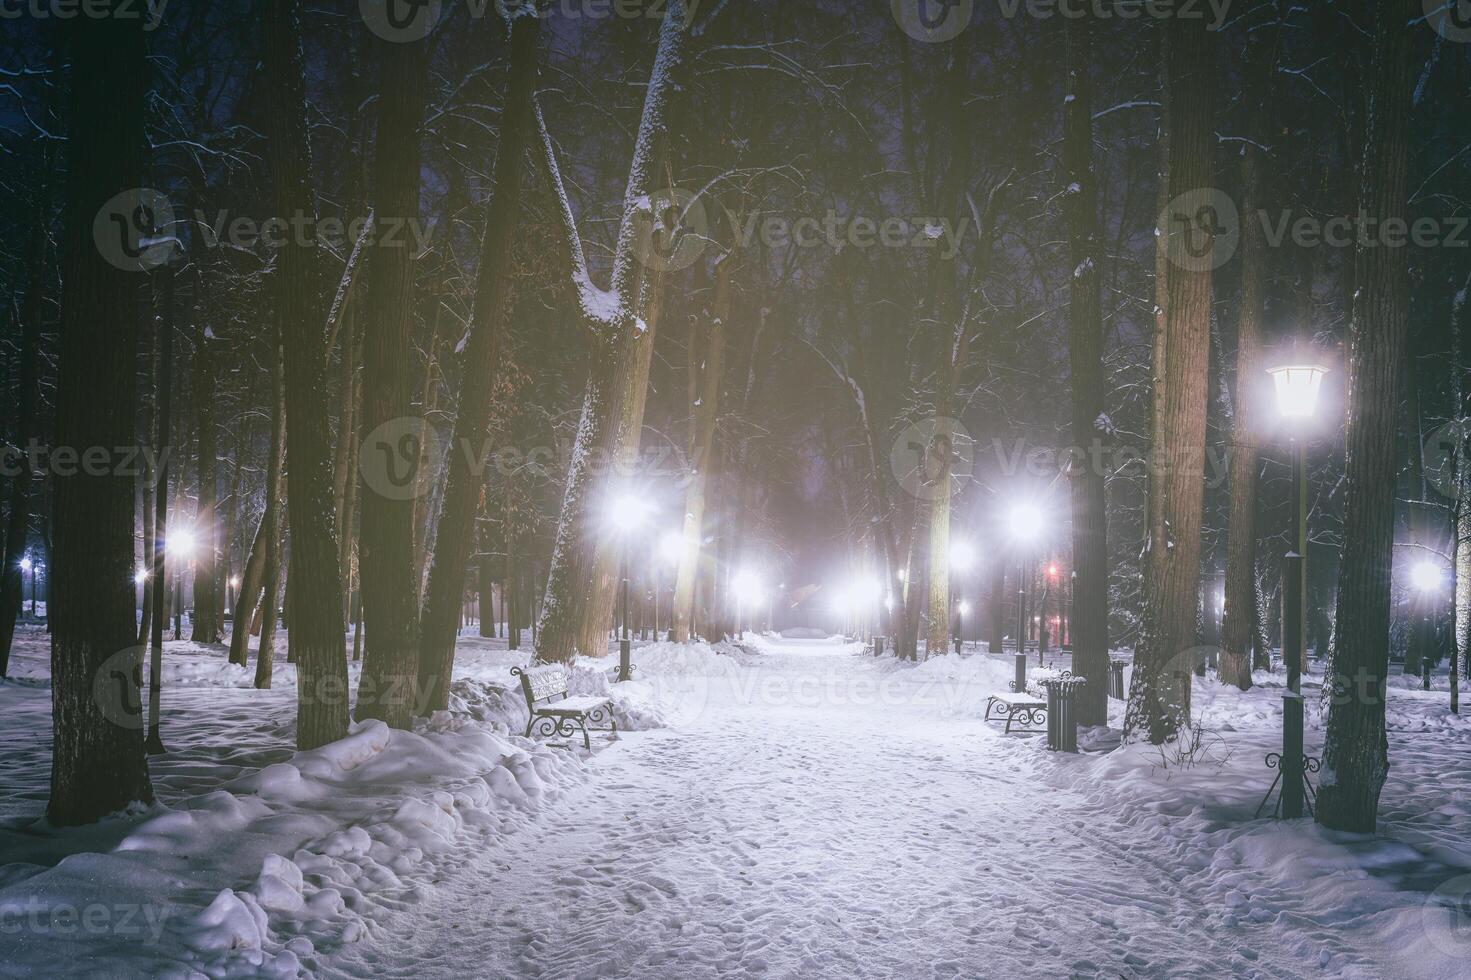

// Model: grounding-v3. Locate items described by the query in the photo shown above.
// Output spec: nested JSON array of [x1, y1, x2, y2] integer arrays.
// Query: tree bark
[[47, 8, 155, 824], [1219, 27, 1274, 692], [1317, 0, 1415, 834], [191, 315, 220, 643], [671, 258, 732, 643], [356, 21, 431, 726], [1062, 14, 1110, 725], [417, 13, 541, 711], [260, 0, 351, 748], [923, 33, 971, 660], [230, 384, 285, 665], [1125, 15, 1215, 744], [0, 205, 45, 676], [535, 5, 691, 663]]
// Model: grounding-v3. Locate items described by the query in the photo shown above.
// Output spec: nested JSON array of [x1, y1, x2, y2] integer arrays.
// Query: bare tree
[[1125, 15, 1216, 744], [47, 10, 155, 824], [1317, 0, 1415, 834], [260, 0, 351, 749]]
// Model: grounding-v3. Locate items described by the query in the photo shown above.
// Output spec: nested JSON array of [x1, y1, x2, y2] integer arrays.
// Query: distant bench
[[510, 664, 616, 750]]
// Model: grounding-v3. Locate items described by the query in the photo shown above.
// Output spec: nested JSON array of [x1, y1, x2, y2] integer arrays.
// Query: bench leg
[[1004, 708, 1016, 735], [524, 713, 535, 739], [576, 715, 590, 750], [984, 697, 998, 723]]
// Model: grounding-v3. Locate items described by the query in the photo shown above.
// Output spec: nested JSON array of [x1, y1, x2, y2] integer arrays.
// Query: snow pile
[[173, 718, 585, 977]]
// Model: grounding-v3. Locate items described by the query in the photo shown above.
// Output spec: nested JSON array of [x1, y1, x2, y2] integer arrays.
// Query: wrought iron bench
[[510, 664, 616, 750], [983, 691, 1047, 734]]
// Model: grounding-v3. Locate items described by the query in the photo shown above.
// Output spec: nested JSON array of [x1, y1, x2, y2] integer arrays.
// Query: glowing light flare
[[1267, 362, 1328, 420], [950, 541, 976, 572], [134, 568, 149, 585], [18, 557, 32, 573], [659, 531, 685, 564], [1009, 503, 1043, 542], [958, 600, 971, 615], [167, 528, 197, 558], [606, 495, 651, 534], [732, 570, 765, 606], [1410, 561, 1445, 593]]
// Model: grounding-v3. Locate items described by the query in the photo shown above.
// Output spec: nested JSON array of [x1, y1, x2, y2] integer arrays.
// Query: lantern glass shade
[[1267, 363, 1327, 420]]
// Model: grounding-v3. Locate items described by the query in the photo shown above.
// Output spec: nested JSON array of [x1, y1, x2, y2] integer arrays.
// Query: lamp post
[[951, 540, 974, 653], [168, 528, 195, 640], [19, 557, 33, 617], [1009, 504, 1042, 660], [1266, 356, 1327, 819], [732, 570, 763, 638], [658, 531, 682, 641], [608, 495, 648, 679], [1410, 561, 1444, 692]]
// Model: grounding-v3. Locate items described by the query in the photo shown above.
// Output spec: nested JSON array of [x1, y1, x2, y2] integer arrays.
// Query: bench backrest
[[511, 664, 569, 708]]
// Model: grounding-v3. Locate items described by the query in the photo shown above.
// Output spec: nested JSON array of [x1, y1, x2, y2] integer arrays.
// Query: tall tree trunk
[[261, 0, 350, 748], [136, 328, 156, 650], [230, 386, 285, 665], [1062, 14, 1110, 726], [254, 507, 285, 690], [48, 8, 155, 824], [574, 252, 671, 660], [146, 269, 174, 755], [356, 22, 430, 726], [1, 206, 46, 676], [671, 257, 732, 643], [417, 13, 540, 710], [1124, 15, 1216, 744], [1317, 0, 1415, 834], [1451, 271, 1471, 715], [535, 4, 691, 663], [1219, 27, 1274, 692], [923, 34, 971, 659], [191, 317, 220, 643]]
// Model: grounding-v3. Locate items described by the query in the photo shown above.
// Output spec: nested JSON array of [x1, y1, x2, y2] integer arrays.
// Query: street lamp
[[657, 531, 683, 641], [1266, 354, 1328, 820], [733, 569, 763, 637], [1009, 503, 1043, 659], [1411, 560, 1445, 691], [167, 528, 196, 640], [607, 494, 649, 678], [19, 556, 35, 616]]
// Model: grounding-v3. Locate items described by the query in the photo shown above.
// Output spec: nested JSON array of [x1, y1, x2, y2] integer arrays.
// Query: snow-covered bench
[[510, 664, 616, 750], [983, 692, 1046, 734]]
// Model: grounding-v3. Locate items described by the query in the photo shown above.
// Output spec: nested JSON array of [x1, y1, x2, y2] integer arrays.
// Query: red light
[[1047, 564, 1058, 577]]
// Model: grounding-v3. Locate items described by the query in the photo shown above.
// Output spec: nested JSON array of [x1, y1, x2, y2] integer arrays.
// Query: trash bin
[[1040, 674, 1088, 753]]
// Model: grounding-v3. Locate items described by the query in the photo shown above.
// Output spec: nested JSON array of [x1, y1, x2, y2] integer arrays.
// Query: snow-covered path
[[323, 638, 1370, 980]]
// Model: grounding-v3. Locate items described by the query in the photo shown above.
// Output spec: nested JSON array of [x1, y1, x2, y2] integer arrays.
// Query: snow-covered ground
[[2, 627, 1469, 978]]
